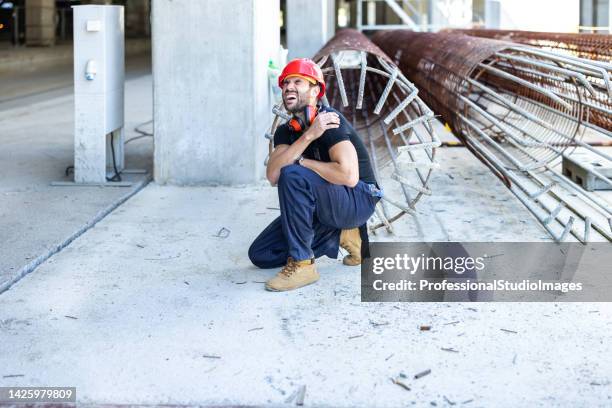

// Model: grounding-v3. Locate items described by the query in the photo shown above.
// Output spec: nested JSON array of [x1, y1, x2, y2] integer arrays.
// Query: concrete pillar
[[349, 0, 358, 28], [376, 2, 384, 25], [484, 0, 501, 29], [25, 0, 55, 46], [328, 0, 336, 36], [579, 0, 611, 33], [609, 1, 612, 34], [287, 0, 335, 59], [152, 0, 280, 185], [126, 0, 150, 37]]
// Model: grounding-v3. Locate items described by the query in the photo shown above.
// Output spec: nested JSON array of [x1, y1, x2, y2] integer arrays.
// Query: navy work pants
[[249, 164, 379, 269]]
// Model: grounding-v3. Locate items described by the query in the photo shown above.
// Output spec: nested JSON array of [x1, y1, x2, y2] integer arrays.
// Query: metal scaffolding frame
[[356, 0, 426, 31]]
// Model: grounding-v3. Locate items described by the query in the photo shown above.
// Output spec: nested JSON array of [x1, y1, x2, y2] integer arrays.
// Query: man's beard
[[284, 92, 309, 114]]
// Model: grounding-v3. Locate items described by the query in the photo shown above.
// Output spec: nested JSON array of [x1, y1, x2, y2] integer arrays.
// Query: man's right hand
[[305, 111, 341, 141]]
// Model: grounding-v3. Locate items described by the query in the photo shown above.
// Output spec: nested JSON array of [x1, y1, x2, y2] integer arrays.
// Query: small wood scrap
[[348, 334, 364, 340], [3, 374, 24, 378], [462, 399, 474, 404], [444, 321, 460, 326], [441, 347, 459, 353], [414, 369, 431, 379], [212, 227, 231, 239], [296, 385, 306, 406], [266, 206, 280, 210], [370, 320, 389, 327], [248, 327, 263, 332], [234, 281, 247, 285], [184, 281, 190, 285], [500, 328, 518, 334], [443, 395, 456, 405], [391, 377, 411, 391], [385, 353, 394, 361], [420, 325, 431, 331], [202, 354, 221, 359], [64, 315, 78, 320]]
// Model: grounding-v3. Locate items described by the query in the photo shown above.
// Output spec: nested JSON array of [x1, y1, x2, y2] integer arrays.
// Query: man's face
[[281, 76, 319, 113]]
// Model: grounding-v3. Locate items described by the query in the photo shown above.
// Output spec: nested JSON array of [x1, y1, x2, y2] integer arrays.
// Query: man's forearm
[[266, 134, 313, 185], [301, 158, 358, 187]]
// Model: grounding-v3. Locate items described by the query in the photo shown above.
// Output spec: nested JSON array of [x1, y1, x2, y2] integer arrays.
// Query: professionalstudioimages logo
[[361, 242, 612, 302]]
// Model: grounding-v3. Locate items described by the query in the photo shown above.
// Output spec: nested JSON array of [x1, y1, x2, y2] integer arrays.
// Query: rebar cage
[[373, 30, 612, 243]]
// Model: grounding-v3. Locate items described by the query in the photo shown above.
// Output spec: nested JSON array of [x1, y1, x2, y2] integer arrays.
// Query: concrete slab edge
[[0, 175, 152, 295]]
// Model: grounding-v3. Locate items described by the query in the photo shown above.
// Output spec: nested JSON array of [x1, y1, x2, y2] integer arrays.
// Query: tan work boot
[[265, 257, 319, 292], [340, 228, 362, 266]]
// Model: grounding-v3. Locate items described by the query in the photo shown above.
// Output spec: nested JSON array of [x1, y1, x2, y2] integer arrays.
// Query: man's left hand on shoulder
[[304, 111, 341, 142]]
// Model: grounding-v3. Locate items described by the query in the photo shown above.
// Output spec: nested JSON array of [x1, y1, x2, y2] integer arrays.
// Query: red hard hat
[[278, 58, 326, 99]]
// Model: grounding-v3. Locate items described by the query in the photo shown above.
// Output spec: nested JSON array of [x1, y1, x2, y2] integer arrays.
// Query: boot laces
[[280, 258, 299, 277]]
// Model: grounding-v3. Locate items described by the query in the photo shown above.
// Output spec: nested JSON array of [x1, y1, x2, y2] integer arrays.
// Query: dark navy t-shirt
[[273, 106, 377, 185]]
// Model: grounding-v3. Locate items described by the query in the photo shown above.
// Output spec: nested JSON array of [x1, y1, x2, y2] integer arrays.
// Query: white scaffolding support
[[356, 0, 422, 31]]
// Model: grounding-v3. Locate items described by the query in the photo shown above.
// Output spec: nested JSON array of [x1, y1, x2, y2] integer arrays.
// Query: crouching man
[[248, 58, 382, 292]]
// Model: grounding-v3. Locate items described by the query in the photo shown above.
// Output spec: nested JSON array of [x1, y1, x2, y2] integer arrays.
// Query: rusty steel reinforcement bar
[[264, 29, 440, 233], [373, 30, 612, 243], [446, 29, 612, 63]]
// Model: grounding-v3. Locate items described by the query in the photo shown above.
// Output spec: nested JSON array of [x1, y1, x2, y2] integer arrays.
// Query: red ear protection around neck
[[288, 105, 318, 132]]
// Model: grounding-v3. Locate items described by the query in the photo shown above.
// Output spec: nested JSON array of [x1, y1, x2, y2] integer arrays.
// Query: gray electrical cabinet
[[73, 5, 125, 184]]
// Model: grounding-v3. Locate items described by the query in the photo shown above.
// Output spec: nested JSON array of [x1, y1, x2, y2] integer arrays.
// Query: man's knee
[[248, 242, 283, 269], [278, 164, 310, 187], [248, 241, 265, 268]]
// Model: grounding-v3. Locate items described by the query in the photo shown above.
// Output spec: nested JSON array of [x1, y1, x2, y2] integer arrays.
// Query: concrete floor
[[1, 147, 610, 406], [0, 57, 153, 291]]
